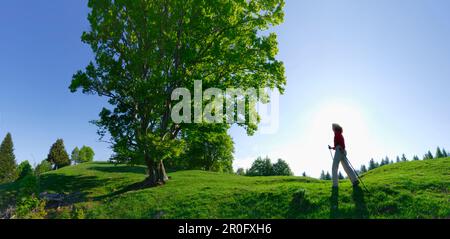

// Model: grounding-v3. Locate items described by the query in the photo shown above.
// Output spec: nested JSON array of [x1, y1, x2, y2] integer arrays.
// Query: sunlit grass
[[1, 158, 449, 219]]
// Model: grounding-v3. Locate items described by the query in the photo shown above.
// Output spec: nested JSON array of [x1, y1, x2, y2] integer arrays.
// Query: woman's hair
[[332, 123, 343, 133]]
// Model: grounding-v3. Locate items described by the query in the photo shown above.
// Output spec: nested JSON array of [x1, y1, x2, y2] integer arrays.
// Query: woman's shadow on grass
[[330, 185, 369, 219]]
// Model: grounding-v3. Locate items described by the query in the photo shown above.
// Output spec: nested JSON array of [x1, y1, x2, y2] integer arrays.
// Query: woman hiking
[[329, 123, 359, 188]]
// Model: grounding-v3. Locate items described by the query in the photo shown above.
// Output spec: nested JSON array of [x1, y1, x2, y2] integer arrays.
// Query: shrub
[[15, 195, 47, 219], [10, 173, 47, 219], [17, 174, 39, 197], [71, 206, 86, 219], [35, 160, 52, 176], [17, 161, 34, 181]]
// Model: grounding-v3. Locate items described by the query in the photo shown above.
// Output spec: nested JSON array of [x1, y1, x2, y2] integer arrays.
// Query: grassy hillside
[[1, 158, 449, 219]]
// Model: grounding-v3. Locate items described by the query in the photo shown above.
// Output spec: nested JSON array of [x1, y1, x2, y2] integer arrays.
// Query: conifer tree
[[401, 154, 408, 162], [360, 165, 367, 173], [424, 150, 434, 160], [369, 158, 377, 170], [0, 133, 17, 183], [435, 147, 444, 159], [320, 170, 326, 180], [47, 139, 71, 170]]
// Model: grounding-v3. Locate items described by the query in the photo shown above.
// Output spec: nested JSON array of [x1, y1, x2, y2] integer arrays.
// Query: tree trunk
[[145, 159, 169, 187], [158, 160, 169, 182]]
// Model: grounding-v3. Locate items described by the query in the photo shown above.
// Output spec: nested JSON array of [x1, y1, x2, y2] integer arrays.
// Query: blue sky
[[0, 0, 449, 177]]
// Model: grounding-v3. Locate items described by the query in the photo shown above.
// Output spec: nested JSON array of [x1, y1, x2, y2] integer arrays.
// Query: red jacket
[[334, 131, 346, 150]]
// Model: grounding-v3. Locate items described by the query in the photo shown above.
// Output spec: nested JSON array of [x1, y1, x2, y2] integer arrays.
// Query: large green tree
[[71, 147, 81, 164], [246, 156, 274, 176], [272, 158, 293, 176], [47, 139, 71, 170], [181, 124, 234, 173], [79, 146, 95, 163], [0, 133, 17, 183], [70, 0, 286, 186]]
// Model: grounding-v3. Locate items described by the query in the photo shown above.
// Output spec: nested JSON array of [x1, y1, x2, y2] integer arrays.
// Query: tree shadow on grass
[[87, 164, 180, 201], [40, 172, 156, 206], [87, 165, 146, 175], [92, 179, 153, 202], [39, 174, 112, 205], [88, 164, 179, 175]]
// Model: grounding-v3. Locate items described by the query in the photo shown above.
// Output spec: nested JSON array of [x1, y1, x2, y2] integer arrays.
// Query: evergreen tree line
[[239, 146, 448, 179], [358, 147, 448, 174], [296, 146, 448, 180], [319, 147, 448, 179], [319, 170, 345, 180], [0, 133, 95, 184]]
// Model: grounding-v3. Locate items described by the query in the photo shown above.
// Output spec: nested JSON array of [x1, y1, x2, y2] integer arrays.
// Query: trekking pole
[[343, 155, 370, 193], [328, 147, 334, 161], [328, 146, 370, 193]]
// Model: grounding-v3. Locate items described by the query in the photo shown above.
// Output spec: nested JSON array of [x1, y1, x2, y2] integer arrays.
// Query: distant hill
[[1, 158, 449, 219]]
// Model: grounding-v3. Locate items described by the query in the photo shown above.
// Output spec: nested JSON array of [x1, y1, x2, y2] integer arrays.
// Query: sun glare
[[280, 100, 385, 176], [308, 101, 369, 145]]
